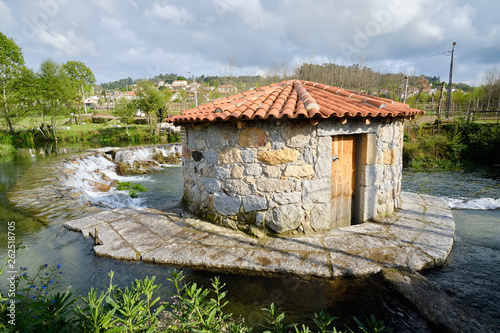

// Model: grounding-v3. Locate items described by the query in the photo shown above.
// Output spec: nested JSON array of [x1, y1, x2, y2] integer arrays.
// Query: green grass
[[403, 120, 500, 170], [116, 181, 147, 198], [0, 143, 17, 160], [0, 109, 182, 146]]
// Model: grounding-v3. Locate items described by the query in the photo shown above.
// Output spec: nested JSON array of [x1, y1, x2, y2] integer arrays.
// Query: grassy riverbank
[[0, 144, 17, 160], [0, 124, 180, 148], [403, 119, 500, 171]]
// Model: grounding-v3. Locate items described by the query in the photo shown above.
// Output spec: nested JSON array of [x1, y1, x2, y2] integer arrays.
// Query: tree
[[13, 66, 39, 124], [62, 60, 96, 123], [114, 97, 136, 136], [134, 79, 168, 133], [36, 59, 75, 140], [483, 68, 498, 111], [0, 32, 25, 133], [223, 53, 235, 86], [416, 75, 430, 95], [99, 87, 110, 111]]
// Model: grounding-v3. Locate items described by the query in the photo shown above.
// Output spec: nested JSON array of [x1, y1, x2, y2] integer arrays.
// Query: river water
[[1, 146, 499, 330]]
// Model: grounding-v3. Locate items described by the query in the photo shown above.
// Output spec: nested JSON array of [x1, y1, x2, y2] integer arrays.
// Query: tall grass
[[403, 120, 499, 170]]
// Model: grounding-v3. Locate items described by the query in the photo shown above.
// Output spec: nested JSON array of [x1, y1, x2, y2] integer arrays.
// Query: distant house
[[84, 96, 100, 108], [121, 91, 137, 100], [172, 80, 188, 88], [166, 80, 424, 236], [216, 85, 237, 95], [188, 82, 201, 92]]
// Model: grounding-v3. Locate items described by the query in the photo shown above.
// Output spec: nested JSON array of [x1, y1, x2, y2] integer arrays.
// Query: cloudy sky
[[1, 0, 499, 86]]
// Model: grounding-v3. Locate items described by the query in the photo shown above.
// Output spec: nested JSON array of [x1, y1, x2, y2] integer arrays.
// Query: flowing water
[[1, 146, 499, 330], [402, 169, 500, 326]]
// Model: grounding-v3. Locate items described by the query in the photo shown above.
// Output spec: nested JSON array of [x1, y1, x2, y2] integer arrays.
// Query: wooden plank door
[[331, 135, 357, 229]]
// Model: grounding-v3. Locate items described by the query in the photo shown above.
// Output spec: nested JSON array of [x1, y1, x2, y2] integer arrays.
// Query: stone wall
[[181, 117, 404, 235]]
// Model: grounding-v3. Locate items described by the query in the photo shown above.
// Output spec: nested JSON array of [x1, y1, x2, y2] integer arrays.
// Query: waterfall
[[60, 145, 182, 209]]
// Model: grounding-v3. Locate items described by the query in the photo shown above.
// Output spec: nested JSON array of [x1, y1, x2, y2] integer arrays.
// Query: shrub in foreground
[[0, 262, 392, 332]]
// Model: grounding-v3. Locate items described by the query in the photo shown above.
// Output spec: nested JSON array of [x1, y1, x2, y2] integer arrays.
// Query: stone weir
[[8, 144, 455, 277], [64, 192, 455, 278], [7, 144, 182, 223]]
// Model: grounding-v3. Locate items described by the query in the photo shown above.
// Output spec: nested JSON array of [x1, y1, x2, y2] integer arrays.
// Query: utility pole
[[437, 81, 446, 119], [403, 75, 409, 104], [446, 42, 457, 118]]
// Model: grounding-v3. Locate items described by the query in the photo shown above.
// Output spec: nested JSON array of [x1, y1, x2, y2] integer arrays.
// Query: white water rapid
[[60, 145, 181, 209]]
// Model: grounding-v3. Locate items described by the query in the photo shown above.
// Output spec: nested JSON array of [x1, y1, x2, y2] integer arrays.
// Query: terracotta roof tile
[[166, 80, 424, 124]]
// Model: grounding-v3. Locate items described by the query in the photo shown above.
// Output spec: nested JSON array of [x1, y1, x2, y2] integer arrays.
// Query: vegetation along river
[[0, 146, 499, 331]]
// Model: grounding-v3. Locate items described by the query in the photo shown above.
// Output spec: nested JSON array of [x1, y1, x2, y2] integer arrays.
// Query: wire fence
[[422, 110, 500, 123]]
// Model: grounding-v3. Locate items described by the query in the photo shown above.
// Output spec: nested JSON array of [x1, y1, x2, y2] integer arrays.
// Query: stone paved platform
[[64, 192, 455, 278]]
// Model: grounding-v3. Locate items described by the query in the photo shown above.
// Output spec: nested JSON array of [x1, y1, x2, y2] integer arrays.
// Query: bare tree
[[223, 52, 235, 86], [483, 67, 498, 111]]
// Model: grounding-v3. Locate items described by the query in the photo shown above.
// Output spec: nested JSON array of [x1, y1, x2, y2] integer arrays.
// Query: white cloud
[[99, 16, 141, 45], [0, 1, 15, 29], [89, 0, 120, 14], [415, 21, 444, 41], [146, 3, 193, 26], [237, 0, 273, 29], [1, 0, 499, 84], [37, 28, 99, 57], [450, 3, 477, 35]]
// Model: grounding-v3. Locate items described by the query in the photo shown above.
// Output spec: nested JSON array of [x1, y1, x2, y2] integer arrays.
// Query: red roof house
[[166, 80, 423, 236]]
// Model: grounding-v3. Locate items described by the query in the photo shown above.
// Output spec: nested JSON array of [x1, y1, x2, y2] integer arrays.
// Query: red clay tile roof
[[166, 80, 424, 124]]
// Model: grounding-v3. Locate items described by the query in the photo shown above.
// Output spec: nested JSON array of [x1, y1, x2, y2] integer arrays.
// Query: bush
[[0, 144, 17, 160], [403, 122, 469, 169], [1, 263, 392, 333], [1, 263, 75, 332], [453, 121, 500, 167], [91, 117, 110, 124]]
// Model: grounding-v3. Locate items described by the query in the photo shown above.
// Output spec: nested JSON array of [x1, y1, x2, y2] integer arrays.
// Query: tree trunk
[[51, 113, 57, 142], [77, 102, 82, 124], [2, 85, 14, 133]]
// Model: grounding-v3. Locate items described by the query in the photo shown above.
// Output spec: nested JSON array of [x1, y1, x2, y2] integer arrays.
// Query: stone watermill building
[[166, 80, 423, 235]]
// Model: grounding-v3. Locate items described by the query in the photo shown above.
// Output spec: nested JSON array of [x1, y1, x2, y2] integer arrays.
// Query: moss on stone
[[152, 151, 181, 165], [115, 160, 159, 176], [206, 211, 218, 222]]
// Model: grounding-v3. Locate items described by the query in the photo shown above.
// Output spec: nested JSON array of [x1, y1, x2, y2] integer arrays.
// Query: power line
[[371, 51, 451, 70]]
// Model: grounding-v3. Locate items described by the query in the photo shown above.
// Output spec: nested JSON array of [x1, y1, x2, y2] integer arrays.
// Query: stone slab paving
[[63, 192, 455, 278]]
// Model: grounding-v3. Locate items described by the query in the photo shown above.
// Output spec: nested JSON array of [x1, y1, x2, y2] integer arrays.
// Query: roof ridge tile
[[166, 79, 424, 124]]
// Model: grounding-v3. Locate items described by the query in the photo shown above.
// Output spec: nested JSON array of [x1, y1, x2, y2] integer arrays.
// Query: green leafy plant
[[417, 180, 433, 195], [349, 314, 393, 333], [1, 264, 392, 333], [164, 269, 250, 332], [260, 303, 297, 333], [116, 181, 147, 198], [0, 143, 17, 160], [74, 271, 119, 332], [313, 310, 339, 333], [108, 276, 165, 331], [3, 264, 76, 332]]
